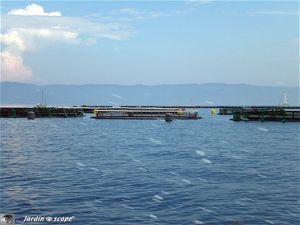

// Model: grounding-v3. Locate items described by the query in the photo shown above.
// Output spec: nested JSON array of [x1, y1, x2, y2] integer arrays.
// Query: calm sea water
[[1, 111, 299, 225]]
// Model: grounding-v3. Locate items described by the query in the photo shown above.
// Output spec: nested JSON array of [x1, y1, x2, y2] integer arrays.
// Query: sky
[[0, 0, 299, 86]]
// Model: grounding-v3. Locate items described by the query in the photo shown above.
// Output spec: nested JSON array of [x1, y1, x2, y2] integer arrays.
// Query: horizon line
[[1, 81, 299, 88]]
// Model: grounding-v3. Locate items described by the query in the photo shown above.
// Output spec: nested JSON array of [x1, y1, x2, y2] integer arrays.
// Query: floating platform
[[91, 108, 200, 120], [81, 105, 300, 109], [232, 109, 300, 122], [79, 105, 300, 115], [218, 107, 300, 115], [0, 107, 84, 118], [219, 107, 243, 115], [1, 105, 299, 121]]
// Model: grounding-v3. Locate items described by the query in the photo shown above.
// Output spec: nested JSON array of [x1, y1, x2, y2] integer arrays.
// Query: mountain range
[[0, 82, 299, 106]]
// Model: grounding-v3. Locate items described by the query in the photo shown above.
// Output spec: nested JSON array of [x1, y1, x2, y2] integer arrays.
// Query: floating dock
[[218, 107, 300, 115], [232, 109, 300, 122], [91, 108, 199, 120], [80, 105, 300, 109], [219, 107, 243, 115], [1, 106, 299, 122], [0, 107, 84, 118]]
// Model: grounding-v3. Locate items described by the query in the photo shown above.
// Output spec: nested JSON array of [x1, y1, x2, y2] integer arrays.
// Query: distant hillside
[[0, 82, 299, 106]]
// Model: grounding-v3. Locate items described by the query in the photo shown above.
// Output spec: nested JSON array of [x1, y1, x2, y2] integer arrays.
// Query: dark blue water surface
[[1, 111, 300, 225]]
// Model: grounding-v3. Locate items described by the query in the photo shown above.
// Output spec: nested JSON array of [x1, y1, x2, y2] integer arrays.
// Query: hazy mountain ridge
[[0, 82, 299, 106]]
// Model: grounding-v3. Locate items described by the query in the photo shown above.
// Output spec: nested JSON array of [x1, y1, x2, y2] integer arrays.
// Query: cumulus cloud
[[8, 3, 61, 16], [0, 27, 79, 82], [0, 31, 26, 52], [1, 52, 32, 81], [0, 31, 31, 81], [1, 28, 79, 52], [1, 3, 132, 82]]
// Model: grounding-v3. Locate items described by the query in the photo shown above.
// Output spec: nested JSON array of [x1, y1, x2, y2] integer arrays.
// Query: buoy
[[210, 108, 217, 115], [165, 113, 173, 122], [27, 111, 35, 120], [176, 110, 183, 115]]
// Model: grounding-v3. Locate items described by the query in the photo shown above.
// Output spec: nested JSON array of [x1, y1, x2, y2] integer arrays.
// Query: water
[[1, 112, 299, 225]]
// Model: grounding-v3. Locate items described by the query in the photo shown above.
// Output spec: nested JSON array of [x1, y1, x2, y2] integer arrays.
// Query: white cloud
[[0, 31, 26, 52], [89, 7, 189, 22], [1, 4, 69, 81], [0, 27, 79, 82], [1, 28, 79, 52], [1, 52, 32, 81], [16, 28, 79, 44], [92, 8, 156, 21], [1, 3, 133, 82], [8, 3, 61, 17]]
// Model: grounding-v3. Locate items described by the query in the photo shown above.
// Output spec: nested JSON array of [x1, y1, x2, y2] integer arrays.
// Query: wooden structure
[[79, 105, 300, 114], [0, 107, 84, 118], [92, 108, 199, 120], [219, 107, 243, 115], [232, 109, 300, 122]]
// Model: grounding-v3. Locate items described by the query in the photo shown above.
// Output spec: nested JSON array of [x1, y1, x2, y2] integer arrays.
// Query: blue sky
[[1, 1, 299, 86]]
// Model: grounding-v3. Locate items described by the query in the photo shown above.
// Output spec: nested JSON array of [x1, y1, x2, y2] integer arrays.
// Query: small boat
[[36, 90, 47, 108]]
